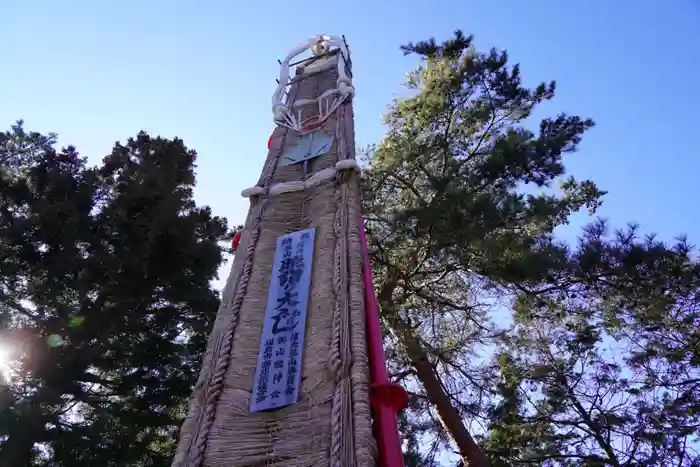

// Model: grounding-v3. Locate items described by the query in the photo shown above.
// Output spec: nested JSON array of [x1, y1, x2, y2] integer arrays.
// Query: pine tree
[[362, 30, 604, 466], [363, 31, 699, 466], [485, 221, 700, 466]]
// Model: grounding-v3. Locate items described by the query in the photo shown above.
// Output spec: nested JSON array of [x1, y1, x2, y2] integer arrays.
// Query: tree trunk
[[386, 311, 491, 467]]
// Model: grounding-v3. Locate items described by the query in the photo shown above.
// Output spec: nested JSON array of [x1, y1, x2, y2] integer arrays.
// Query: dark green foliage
[[0, 122, 228, 466]]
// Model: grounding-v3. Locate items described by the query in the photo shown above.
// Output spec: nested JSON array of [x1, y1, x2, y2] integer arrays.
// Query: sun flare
[[0, 342, 15, 383]]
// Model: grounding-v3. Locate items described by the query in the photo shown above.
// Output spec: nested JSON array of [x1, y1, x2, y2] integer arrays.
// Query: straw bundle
[[172, 57, 376, 467]]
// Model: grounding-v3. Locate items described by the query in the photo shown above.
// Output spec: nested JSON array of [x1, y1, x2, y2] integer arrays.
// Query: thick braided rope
[[183, 207, 263, 467], [337, 104, 358, 466], [340, 80, 376, 467], [337, 110, 353, 382], [329, 103, 357, 467], [241, 159, 360, 199], [179, 96, 295, 467]]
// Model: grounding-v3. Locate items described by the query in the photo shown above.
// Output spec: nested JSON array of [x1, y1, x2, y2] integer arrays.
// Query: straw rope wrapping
[[173, 55, 375, 467], [328, 104, 354, 467], [172, 100, 295, 467], [341, 97, 376, 467], [182, 193, 276, 467], [184, 214, 261, 466], [328, 98, 376, 467]]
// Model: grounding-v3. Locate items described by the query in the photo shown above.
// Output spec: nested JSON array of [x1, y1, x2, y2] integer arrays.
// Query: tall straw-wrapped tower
[[172, 35, 405, 467]]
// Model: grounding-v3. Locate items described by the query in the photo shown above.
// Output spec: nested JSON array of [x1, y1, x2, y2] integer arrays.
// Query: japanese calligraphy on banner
[[250, 228, 315, 412]]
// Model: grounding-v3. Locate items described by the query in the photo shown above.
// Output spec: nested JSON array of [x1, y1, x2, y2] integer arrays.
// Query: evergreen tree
[[362, 30, 603, 466], [363, 31, 699, 466], [0, 122, 228, 466], [484, 221, 700, 466]]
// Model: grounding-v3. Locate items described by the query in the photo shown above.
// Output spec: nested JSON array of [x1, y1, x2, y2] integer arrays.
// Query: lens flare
[[0, 343, 14, 383]]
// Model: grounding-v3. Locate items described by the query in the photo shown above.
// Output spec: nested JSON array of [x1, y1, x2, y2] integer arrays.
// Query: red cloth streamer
[[359, 217, 408, 467], [268, 134, 273, 150], [232, 231, 241, 250]]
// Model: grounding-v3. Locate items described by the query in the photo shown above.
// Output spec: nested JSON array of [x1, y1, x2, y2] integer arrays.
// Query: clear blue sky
[[3, 1, 700, 286]]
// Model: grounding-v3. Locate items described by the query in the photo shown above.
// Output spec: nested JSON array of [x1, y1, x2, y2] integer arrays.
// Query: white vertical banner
[[250, 228, 315, 412]]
